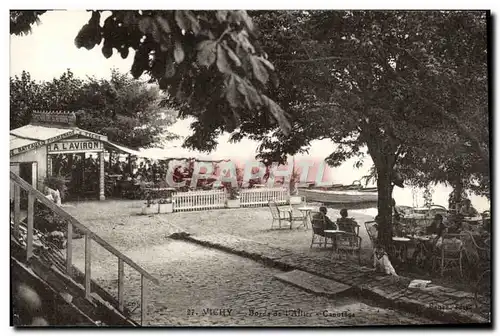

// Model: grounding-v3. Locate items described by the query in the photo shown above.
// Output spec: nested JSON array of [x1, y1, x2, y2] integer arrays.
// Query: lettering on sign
[[48, 140, 104, 153], [10, 140, 46, 157], [10, 130, 76, 157], [74, 129, 105, 141]]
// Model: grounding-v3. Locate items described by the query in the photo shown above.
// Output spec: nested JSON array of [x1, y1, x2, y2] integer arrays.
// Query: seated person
[[459, 199, 479, 217], [336, 208, 358, 234], [312, 206, 337, 232], [425, 214, 446, 237]]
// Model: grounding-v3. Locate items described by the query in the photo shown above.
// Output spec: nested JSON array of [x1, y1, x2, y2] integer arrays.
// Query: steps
[[10, 171, 159, 326], [12, 235, 137, 326]]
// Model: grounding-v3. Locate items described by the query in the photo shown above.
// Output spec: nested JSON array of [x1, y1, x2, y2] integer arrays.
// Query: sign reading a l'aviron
[[47, 139, 104, 153]]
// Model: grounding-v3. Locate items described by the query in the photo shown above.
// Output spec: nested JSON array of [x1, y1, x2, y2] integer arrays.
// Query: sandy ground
[[63, 199, 475, 325], [63, 200, 439, 326]]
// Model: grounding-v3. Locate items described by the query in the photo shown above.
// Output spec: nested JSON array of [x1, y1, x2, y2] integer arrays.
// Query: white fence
[[172, 189, 227, 212], [171, 187, 290, 212], [240, 188, 289, 208]]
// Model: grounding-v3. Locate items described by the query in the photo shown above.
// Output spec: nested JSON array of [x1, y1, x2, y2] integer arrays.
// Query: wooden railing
[[10, 171, 159, 326], [240, 188, 289, 207]]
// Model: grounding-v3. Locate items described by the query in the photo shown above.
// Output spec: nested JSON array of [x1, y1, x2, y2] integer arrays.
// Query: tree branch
[[283, 56, 360, 64]]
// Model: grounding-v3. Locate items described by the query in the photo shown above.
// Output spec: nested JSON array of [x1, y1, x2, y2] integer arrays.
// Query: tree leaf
[[165, 60, 176, 78], [238, 10, 254, 32], [174, 11, 188, 31], [216, 10, 228, 23], [120, 47, 129, 59], [156, 15, 171, 33], [102, 45, 113, 59], [196, 40, 217, 67], [174, 40, 185, 63], [262, 95, 291, 136], [222, 43, 242, 67], [184, 11, 201, 34], [225, 75, 239, 108], [150, 21, 161, 43], [138, 17, 152, 34], [240, 80, 261, 108], [257, 56, 275, 71], [216, 44, 231, 74], [250, 55, 269, 85]]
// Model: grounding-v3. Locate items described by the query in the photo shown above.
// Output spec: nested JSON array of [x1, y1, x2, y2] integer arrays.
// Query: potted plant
[[226, 187, 241, 208], [141, 199, 157, 215], [158, 197, 174, 214]]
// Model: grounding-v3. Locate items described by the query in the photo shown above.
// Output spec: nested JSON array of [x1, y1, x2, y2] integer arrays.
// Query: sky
[[9, 10, 491, 210]]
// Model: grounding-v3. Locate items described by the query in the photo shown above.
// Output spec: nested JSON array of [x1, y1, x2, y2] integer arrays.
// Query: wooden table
[[297, 206, 314, 229]]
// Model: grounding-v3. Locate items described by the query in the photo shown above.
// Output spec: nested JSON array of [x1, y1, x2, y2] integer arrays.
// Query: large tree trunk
[[373, 154, 394, 248], [450, 178, 464, 211]]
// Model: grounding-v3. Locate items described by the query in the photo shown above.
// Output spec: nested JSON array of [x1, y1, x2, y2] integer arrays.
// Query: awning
[[103, 140, 142, 156]]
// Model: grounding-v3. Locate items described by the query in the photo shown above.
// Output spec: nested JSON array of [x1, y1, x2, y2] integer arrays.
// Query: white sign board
[[47, 139, 104, 153]]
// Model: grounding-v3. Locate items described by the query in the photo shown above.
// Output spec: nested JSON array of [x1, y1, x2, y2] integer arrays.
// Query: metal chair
[[268, 200, 293, 229], [337, 218, 359, 235], [364, 221, 378, 247], [460, 231, 490, 279], [310, 211, 334, 249], [336, 232, 362, 264], [432, 233, 463, 277]]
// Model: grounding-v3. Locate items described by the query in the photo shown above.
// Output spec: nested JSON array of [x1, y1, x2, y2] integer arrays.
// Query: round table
[[324, 229, 346, 253], [297, 206, 314, 229]]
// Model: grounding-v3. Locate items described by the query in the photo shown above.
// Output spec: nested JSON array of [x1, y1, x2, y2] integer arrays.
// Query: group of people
[[312, 207, 359, 234]]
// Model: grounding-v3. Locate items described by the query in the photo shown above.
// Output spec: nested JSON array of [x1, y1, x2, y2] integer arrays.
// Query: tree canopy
[[238, 10, 489, 245], [10, 10, 490, 246], [10, 69, 177, 148], [10, 10, 292, 142]]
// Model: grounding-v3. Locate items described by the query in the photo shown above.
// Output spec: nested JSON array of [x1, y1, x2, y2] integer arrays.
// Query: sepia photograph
[[8, 7, 491, 327]]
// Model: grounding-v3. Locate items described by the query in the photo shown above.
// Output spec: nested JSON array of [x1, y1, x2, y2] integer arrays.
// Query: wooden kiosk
[[10, 111, 108, 201]]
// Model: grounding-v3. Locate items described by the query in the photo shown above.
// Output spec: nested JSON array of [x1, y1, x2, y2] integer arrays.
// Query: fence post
[[85, 234, 92, 300], [141, 274, 147, 326], [66, 222, 73, 276], [26, 192, 34, 260], [13, 184, 21, 236], [118, 258, 124, 311]]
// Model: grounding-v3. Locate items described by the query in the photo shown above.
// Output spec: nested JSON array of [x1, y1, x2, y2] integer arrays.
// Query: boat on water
[[298, 180, 378, 206]]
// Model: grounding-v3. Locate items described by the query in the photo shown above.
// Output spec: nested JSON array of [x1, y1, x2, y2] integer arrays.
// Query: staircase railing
[[10, 171, 159, 326]]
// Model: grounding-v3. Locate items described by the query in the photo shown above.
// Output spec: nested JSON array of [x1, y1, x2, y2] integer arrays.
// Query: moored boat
[[298, 180, 378, 206]]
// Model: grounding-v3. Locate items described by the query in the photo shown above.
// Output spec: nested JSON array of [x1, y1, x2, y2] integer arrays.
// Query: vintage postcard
[[9, 9, 491, 327]]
